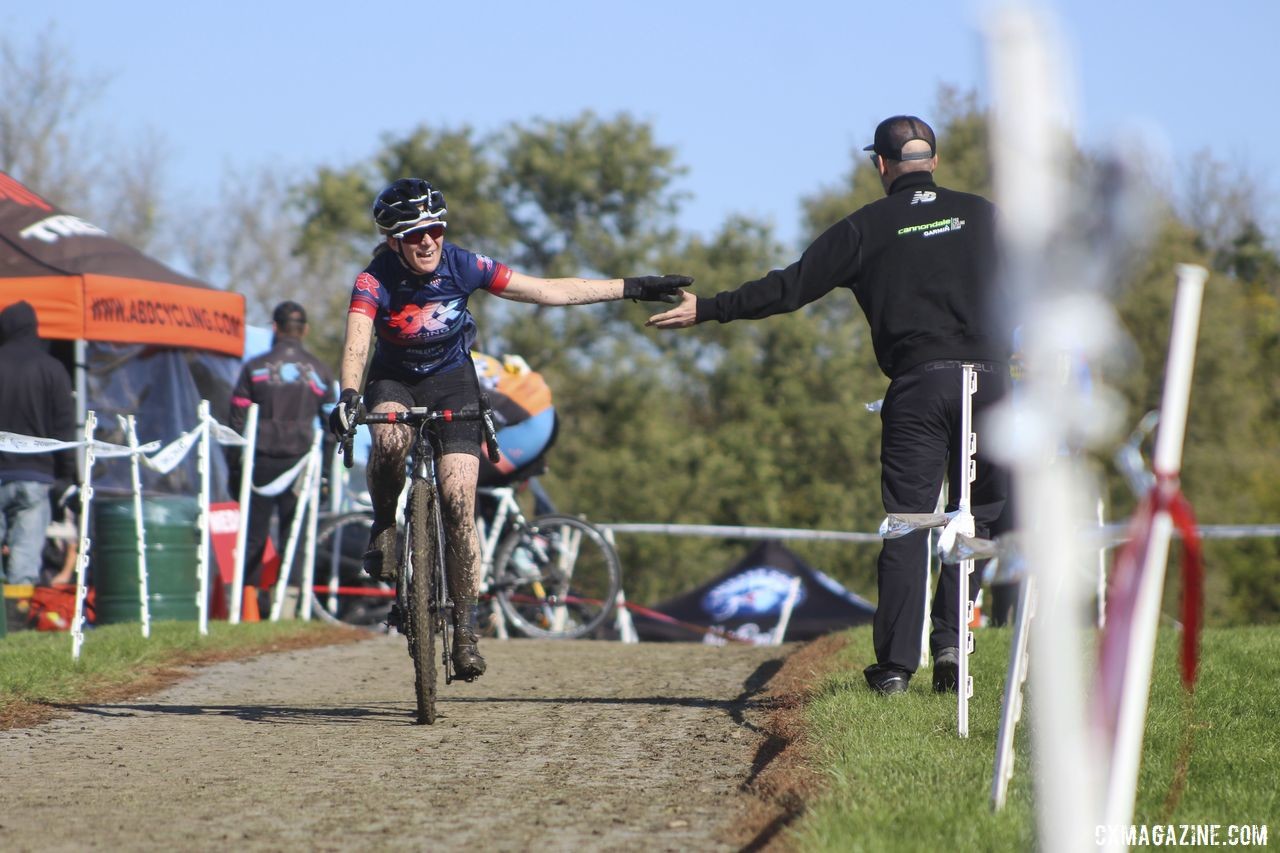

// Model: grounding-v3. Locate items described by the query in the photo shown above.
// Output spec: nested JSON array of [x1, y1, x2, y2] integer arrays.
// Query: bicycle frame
[[475, 485, 535, 639]]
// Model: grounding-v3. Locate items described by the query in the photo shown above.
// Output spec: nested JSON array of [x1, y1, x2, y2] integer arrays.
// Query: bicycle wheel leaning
[[406, 479, 440, 724], [493, 514, 622, 640], [308, 512, 394, 629]]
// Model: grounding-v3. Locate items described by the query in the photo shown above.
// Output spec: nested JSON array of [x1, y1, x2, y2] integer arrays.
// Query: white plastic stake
[[299, 430, 324, 621], [957, 364, 978, 738], [70, 412, 97, 661], [991, 573, 1036, 809], [230, 403, 258, 625], [771, 577, 803, 646], [120, 415, 151, 638], [196, 400, 212, 636], [1102, 264, 1206, 845], [270, 432, 323, 621]]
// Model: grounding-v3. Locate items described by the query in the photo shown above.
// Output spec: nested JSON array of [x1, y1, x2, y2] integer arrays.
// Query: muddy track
[[0, 637, 789, 852]]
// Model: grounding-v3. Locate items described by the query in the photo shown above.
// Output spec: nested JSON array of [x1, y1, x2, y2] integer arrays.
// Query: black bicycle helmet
[[372, 178, 447, 237]]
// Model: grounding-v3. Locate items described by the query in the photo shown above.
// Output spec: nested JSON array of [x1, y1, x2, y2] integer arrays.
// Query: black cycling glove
[[622, 274, 694, 304], [328, 388, 364, 438]]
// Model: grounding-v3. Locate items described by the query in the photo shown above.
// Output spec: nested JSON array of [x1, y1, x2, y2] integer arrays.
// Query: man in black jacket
[[649, 115, 1009, 694], [228, 301, 336, 619], [0, 301, 76, 587]]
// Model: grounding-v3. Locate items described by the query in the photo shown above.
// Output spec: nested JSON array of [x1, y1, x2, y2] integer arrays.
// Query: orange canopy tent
[[0, 171, 244, 356], [1, 172, 247, 497]]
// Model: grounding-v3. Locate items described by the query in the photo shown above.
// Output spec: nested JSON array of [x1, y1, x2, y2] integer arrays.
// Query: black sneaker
[[451, 625, 486, 680], [363, 524, 398, 583], [864, 663, 910, 695], [932, 647, 960, 693]]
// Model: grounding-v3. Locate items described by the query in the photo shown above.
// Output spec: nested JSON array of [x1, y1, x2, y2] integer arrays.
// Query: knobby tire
[[408, 479, 439, 724], [493, 514, 622, 640]]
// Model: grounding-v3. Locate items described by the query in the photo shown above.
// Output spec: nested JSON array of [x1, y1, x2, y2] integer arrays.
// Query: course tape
[[0, 430, 161, 459]]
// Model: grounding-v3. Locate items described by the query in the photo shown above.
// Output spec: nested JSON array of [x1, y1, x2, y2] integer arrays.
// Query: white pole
[[615, 589, 639, 644], [326, 428, 343, 614], [921, 486, 944, 669], [771, 577, 803, 646], [120, 415, 151, 639], [299, 430, 324, 621], [1102, 264, 1207, 844], [196, 401, 212, 636], [230, 403, 258, 625], [270, 438, 321, 621], [957, 365, 978, 738], [70, 411, 97, 661], [991, 573, 1036, 809]]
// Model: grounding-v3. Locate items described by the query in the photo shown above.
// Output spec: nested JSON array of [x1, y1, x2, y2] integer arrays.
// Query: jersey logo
[[910, 190, 937, 205], [354, 273, 381, 297], [475, 254, 495, 272], [387, 299, 463, 336]]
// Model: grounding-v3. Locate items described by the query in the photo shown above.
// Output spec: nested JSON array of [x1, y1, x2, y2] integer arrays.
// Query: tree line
[[4, 36, 1277, 623]]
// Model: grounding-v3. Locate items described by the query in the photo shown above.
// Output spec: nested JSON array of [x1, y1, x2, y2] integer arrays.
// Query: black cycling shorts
[[364, 361, 482, 458]]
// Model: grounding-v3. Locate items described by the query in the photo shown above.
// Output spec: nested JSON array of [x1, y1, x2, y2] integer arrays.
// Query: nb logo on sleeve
[[910, 191, 937, 205]]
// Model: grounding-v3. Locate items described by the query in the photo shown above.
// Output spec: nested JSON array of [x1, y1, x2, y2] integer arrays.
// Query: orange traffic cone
[[242, 585, 261, 623]]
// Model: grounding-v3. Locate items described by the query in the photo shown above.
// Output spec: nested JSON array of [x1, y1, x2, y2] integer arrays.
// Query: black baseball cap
[[272, 300, 307, 325], [863, 115, 937, 161]]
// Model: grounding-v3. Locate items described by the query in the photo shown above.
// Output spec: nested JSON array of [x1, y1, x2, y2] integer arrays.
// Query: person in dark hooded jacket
[[0, 300, 76, 586]]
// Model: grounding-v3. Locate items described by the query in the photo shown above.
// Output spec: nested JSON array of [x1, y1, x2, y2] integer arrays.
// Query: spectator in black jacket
[[0, 300, 76, 587], [227, 301, 336, 619], [649, 115, 1010, 695]]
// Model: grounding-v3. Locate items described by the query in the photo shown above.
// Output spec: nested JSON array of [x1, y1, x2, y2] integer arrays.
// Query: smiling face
[[391, 221, 446, 275]]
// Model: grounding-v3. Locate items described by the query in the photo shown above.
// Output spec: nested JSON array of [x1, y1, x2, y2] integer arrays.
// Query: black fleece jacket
[[696, 171, 1007, 378], [0, 301, 76, 484]]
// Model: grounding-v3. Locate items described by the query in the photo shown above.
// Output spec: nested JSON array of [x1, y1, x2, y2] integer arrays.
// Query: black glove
[[328, 388, 364, 438], [622, 274, 694, 304]]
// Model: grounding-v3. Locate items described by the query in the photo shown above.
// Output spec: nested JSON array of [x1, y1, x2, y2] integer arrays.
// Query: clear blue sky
[[6, 0, 1278, 251]]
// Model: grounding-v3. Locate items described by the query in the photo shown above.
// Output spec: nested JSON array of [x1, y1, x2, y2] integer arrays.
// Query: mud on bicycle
[[311, 480, 623, 640]]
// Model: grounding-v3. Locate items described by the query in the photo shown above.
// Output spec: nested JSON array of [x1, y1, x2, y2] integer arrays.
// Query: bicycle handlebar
[[339, 406, 502, 468]]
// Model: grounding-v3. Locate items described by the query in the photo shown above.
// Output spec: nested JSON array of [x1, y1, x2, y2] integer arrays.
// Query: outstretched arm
[[497, 272, 692, 306]]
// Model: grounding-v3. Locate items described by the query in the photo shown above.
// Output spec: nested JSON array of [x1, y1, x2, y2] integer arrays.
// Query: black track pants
[[872, 360, 1009, 673]]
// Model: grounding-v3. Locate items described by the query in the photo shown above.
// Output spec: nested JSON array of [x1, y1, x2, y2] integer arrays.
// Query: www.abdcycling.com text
[[91, 298, 242, 337]]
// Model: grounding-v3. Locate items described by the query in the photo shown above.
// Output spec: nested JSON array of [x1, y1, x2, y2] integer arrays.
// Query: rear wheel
[[308, 512, 393, 628], [493, 514, 621, 639], [407, 480, 439, 724]]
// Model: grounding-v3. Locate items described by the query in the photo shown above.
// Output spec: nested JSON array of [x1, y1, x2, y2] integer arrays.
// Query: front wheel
[[407, 479, 439, 724], [493, 514, 621, 640]]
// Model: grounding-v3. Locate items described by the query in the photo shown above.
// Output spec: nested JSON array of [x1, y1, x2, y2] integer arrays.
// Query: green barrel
[[93, 497, 200, 624]]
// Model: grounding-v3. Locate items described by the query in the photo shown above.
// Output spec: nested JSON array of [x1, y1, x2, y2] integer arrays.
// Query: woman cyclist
[[330, 178, 690, 679]]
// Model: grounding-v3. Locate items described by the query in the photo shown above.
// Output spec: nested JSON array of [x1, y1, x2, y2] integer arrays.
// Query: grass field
[[782, 625, 1279, 851], [0, 620, 360, 726]]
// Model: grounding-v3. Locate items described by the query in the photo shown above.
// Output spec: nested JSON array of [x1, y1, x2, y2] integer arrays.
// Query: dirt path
[[0, 636, 788, 852]]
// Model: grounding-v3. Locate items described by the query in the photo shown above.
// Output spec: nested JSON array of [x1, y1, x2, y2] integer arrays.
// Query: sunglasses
[[399, 222, 446, 244], [868, 153, 881, 169]]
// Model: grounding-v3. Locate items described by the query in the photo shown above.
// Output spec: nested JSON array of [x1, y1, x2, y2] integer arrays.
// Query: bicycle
[[338, 404, 501, 725], [311, 479, 623, 642], [474, 483, 622, 640]]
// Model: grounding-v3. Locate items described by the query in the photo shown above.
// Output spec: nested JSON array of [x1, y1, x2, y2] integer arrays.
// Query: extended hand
[[622, 274, 694, 303], [644, 290, 699, 329]]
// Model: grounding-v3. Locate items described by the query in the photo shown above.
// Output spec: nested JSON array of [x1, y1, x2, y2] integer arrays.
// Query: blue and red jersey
[[349, 242, 513, 376]]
